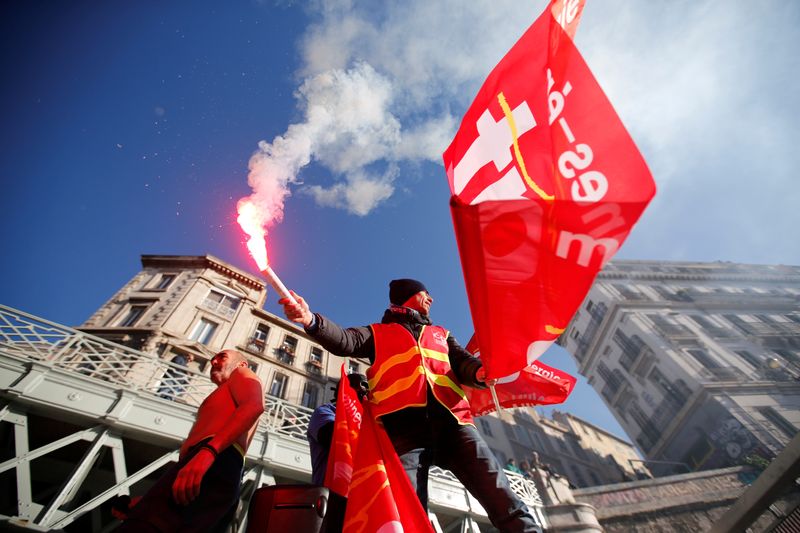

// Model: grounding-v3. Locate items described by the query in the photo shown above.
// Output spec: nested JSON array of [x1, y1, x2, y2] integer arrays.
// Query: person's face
[[353, 378, 369, 402], [403, 290, 433, 316], [210, 350, 244, 385]]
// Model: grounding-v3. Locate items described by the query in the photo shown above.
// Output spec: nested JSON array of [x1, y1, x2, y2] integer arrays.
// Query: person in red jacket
[[281, 279, 538, 532], [117, 350, 264, 533]]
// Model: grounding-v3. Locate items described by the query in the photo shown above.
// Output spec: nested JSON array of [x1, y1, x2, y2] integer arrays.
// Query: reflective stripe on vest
[[367, 323, 474, 425]]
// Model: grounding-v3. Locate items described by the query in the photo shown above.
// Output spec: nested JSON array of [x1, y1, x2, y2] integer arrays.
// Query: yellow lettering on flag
[[545, 325, 565, 334], [498, 92, 554, 202]]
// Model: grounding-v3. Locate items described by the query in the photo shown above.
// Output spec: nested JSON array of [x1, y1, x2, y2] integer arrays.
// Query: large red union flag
[[443, 0, 655, 380], [343, 404, 433, 533]]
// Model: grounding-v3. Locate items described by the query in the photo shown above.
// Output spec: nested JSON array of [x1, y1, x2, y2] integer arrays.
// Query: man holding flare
[[280, 279, 538, 532]]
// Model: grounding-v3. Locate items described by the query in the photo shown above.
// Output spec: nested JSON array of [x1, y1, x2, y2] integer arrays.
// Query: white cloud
[[574, 1, 800, 263], [240, 61, 401, 225], [297, 62, 401, 173], [304, 166, 397, 216], [244, 0, 800, 264]]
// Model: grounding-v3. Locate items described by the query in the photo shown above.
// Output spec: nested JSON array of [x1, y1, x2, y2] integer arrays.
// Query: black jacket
[[306, 307, 485, 451], [306, 307, 484, 388]]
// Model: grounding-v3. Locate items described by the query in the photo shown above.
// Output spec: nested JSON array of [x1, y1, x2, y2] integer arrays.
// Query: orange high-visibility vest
[[367, 323, 474, 425]]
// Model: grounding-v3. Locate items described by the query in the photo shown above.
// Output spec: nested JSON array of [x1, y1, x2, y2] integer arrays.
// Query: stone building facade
[[79, 254, 368, 409], [477, 408, 650, 488], [557, 260, 800, 475]]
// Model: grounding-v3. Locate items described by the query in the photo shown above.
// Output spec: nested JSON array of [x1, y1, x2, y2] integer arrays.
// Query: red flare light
[[237, 199, 268, 271]]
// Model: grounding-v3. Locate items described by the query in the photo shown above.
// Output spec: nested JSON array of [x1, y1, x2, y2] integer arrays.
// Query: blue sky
[[2, 0, 799, 441]]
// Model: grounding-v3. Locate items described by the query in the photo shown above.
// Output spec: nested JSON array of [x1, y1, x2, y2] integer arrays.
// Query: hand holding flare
[[262, 266, 297, 305], [279, 290, 314, 328]]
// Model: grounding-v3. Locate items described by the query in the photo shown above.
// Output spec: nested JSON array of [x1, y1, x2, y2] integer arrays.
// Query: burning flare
[[237, 198, 297, 305], [237, 199, 269, 271]]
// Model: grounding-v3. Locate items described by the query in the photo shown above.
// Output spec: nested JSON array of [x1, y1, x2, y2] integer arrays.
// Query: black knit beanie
[[389, 278, 428, 306]]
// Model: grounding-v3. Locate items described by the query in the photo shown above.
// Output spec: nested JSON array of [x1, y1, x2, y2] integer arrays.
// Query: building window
[[515, 425, 533, 446], [118, 305, 148, 327], [682, 432, 713, 470], [301, 383, 319, 408], [773, 349, 800, 369], [686, 348, 721, 369], [568, 437, 585, 458], [648, 367, 671, 394], [348, 360, 360, 374], [276, 335, 297, 365], [201, 289, 241, 319], [758, 406, 797, 440], [155, 274, 176, 290], [269, 372, 288, 399], [690, 314, 732, 337], [650, 314, 693, 337], [614, 284, 647, 301], [597, 362, 626, 400], [628, 401, 661, 452], [735, 350, 761, 369], [570, 465, 588, 487], [248, 323, 270, 354], [189, 318, 218, 345], [556, 438, 568, 452], [306, 347, 324, 374], [615, 331, 645, 370], [479, 418, 493, 437]]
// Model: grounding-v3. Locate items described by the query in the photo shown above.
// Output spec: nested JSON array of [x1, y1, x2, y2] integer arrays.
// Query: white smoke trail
[[238, 0, 535, 232], [237, 61, 404, 236]]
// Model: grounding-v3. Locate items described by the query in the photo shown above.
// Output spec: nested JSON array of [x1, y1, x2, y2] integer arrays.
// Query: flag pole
[[489, 382, 503, 413]]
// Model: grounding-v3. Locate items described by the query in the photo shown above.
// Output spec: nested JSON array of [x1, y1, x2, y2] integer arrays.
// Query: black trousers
[[116, 439, 244, 533], [383, 401, 539, 533]]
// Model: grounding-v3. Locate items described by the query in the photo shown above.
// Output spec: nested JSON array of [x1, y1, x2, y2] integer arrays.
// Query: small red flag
[[464, 334, 576, 416], [343, 404, 434, 533], [324, 364, 364, 497], [444, 0, 655, 379]]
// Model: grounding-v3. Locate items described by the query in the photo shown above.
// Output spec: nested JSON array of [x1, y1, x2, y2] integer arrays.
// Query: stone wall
[[573, 466, 754, 532]]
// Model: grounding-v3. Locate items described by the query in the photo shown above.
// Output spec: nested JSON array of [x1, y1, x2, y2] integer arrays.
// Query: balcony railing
[[200, 297, 237, 319], [305, 359, 323, 374], [246, 337, 266, 354], [702, 366, 748, 382], [275, 347, 295, 365]]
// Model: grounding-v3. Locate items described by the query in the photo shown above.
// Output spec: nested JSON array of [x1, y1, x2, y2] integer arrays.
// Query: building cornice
[[598, 260, 800, 284], [140, 254, 265, 290]]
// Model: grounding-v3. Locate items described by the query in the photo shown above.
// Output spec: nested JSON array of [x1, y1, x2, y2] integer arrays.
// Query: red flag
[[464, 334, 576, 416], [343, 404, 434, 533], [324, 364, 364, 497], [443, 0, 655, 379]]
